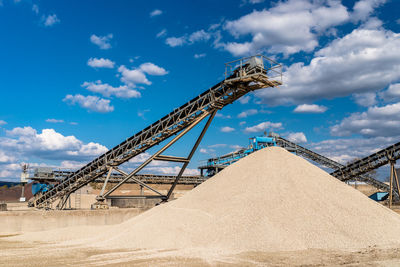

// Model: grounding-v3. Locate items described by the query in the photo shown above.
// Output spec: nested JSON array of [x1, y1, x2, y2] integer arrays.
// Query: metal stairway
[[29, 55, 282, 209]]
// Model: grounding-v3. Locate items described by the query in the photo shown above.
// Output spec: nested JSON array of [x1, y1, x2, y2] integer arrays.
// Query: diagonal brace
[[103, 111, 211, 198], [113, 168, 164, 197], [166, 109, 217, 200]]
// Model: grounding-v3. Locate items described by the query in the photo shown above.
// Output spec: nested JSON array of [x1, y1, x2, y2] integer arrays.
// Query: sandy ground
[[1, 238, 400, 266], [2, 148, 400, 266]]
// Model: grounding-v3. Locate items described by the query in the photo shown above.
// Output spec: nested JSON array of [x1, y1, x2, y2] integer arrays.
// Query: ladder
[[75, 188, 81, 209]]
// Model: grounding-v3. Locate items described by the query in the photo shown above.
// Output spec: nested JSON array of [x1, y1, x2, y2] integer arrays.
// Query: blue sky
[[1, 0, 400, 181]]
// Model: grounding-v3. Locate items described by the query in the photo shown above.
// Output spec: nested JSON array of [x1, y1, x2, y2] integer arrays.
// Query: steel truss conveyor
[[199, 135, 392, 195], [31, 170, 206, 185], [29, 55, 282, 209], [275, 137, 392, 194], [330, 142, 400, 182]]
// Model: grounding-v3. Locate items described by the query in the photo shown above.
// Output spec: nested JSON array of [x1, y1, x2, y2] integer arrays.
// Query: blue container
[[31, 183, 53, 195], [369, 192, 389, 201]]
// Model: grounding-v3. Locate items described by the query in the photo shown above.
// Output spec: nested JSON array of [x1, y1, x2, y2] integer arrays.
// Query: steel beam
[[99, 167, 113, 198], [102, 112, 210, 199], [29, 55, 282, 209], [166, 110, 217, 200], [112, 168, 165, 197], [153, 155, 190, 163], [106, 195, 165, 199]]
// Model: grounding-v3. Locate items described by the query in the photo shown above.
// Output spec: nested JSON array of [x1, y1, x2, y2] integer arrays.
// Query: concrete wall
[[0, 208, 147, 235]]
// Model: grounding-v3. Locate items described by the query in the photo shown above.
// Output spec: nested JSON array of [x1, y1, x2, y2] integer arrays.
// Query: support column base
[[91, 201, 109, 210]]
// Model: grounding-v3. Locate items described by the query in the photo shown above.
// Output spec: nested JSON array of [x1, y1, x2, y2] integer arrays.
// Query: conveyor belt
[[276, 137, 392, 194], [29, 55, 282, 209], [31, 172, 206, 185], [199, 136, 392, 194], [330, 142, 400, 181]]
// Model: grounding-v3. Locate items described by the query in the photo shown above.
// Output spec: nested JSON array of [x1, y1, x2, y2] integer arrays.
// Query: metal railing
[[225, 55, 282, 83]]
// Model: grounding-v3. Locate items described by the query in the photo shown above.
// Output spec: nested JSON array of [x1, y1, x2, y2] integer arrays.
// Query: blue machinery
[[199, 135, 277, 176], [29, 55, 283, 209], [27, 54, 400, 209], [199, 134, 400, 203]]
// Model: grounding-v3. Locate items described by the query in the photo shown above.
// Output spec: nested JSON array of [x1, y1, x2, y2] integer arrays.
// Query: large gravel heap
[[97, 147, 400, 252]]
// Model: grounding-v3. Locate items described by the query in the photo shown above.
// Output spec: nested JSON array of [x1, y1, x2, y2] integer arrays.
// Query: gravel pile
[[93, 147, 400, 252]]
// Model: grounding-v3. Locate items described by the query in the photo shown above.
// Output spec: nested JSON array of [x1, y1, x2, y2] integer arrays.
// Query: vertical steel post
[[99, 167, 113, 198], [166, 110, 217, 200], [389, 161, 394, 208], [393, 162, 400, 203], [20, 184, 25, 200]]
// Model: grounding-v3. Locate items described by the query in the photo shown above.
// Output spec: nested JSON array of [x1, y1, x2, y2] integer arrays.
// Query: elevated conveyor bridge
[[30, 169, 206, 185], [199, 135, 396, 198], [29, 55, 282, 209], [275, 137, 393, 195]]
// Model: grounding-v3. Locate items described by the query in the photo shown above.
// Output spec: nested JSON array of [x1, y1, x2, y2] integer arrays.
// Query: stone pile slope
[[94, 147, 400, 252]]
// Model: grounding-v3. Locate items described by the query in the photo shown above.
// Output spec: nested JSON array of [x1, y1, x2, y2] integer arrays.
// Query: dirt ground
[[1, 238, 400, 266]]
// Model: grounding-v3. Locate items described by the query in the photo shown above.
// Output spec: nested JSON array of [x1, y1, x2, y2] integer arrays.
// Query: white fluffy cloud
[[150, 9, 162, 17], [118, 62, 168, 87], [0, 150, 16, 163], [0, 127, 108, 161], [166, 30, 212, 47], [87, 58, 115, 68], [46, 119, 64, 123], [379, 83, 400, 102], [199, 148, 209, 154], [223, 0, 349, 56], [188, 30, 211, 43], [154, 166, 199, 175], [286, 132, 307, 143], [63, 94, 114, 113], [139, 62, 168, 75], [0, 120, 6, 126], [244, 121, 283, 133], [237, 109, 258, 118], [239, 95, 251, 104], [165, 37, 186, 47], [352, 92, 377, 107], [90, 34, 113, 50], [82, 80, 141, 99], [293, 104, 327, 113], [256, 27, 400, 106], [43, 14, 60, 27], [194, 53, 206, 59], [220, 126, 235, 133], [118, 65, 151, 86], [0, 163, 20, 179], [331, 102, 400, 137], [215, 113, 231, 119], [352, 0, 386, 22]]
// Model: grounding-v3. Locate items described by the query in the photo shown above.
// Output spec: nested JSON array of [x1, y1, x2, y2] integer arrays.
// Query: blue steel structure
[[369, 192, 389, 201], [199, 135, 277, 177], [198, 134, 394, 200], [32, 183, 54, 196]]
